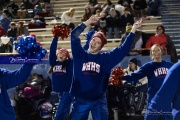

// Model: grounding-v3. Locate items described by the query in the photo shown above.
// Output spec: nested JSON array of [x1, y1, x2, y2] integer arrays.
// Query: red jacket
[[0, 27, 6, 37], [145, 34, 167, 48]]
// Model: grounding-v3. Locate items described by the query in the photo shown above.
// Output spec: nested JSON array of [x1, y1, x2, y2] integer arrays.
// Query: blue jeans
[[54, 92, 74, 120], [147, 7, 161, 16], [107, 27, 119, 39], [70, 95, 108, 120]]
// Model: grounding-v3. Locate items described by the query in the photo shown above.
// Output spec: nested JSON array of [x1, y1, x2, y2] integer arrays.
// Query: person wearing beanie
[[123, 57, 147, 116], [146, 62, 180, 120], [70, 15, 142, 119], [122, 44, 174, 120], [48, 34, 89, 120], [124, 58, 138, 74], [146, 25, 178, 63]]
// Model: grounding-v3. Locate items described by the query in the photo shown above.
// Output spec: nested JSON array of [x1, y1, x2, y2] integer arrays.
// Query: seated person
[[17, 21, 29, 36], [106, 8, 120, 39], [28, 15, 46, 29], [147, 0, 162, 16], [6, 0, 19, 16], [121, 23, 145, 56], [33, 4, 42, 15], [0, 36, 13, 53], [17, 0, 34, 19], [7, 22, 17, 44], [145, 25, 178, 63]]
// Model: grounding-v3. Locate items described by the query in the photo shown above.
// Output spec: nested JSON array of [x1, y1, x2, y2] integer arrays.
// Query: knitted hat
[[128, 58, 137, 65], [126, 23, 132, 33], [56, 48, 70, 59], [92, 32, 107, 48]]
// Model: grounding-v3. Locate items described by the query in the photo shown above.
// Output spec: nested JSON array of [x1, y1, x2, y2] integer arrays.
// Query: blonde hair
[[150, 44, 163, 60], [66, 8, 75, 17]]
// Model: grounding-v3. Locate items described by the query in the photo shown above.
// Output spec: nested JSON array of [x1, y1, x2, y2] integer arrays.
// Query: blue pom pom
[[85, 29, 96, 43], [15, 36, 47, 61]]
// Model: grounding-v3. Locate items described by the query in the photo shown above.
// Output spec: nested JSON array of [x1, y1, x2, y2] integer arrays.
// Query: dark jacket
[[121, 31, 153, 55], [7, 28, 17, 38], [165, 34, 178, 63], [106, 14, 120, 28]]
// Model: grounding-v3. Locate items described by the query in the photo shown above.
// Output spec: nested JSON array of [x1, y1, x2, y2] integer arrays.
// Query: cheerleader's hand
[[84, 15, 99, 26], [131, 19, 142, 33]]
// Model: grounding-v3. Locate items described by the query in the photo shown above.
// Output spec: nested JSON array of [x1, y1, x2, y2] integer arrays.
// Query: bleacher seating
[[5, 0, 165, 53]]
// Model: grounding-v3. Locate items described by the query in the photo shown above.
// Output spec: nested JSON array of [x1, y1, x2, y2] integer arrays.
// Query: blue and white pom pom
[[15, 36, 47, 61]]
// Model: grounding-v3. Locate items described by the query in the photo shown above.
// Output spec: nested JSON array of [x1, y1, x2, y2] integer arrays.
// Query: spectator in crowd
[[44, 0, 54, 16], [7, 22, 17, 44], [0, 36, 13, 53], [123, 58, 147, 84], [146, 62, 180, 120], [3, 7, 14, 20], [29, 0, 39, 6], [102, 0, 115, 16], [0, 12, 11, 34], [94, 12, 107, 36], [133, 0, 147, 17], [69, 15, 142, 119], [81, 7, 92, 33], [147, 0, 162, 16], [29, 14, 43, 28], [145, 25, 178, 63], [17, 21, 29, 36], [123, 57, 147, 115], [122, 44, 173, 120], [61, 8, 76, 30], [6, 0, 19, 16], [120, 7, 134, 34], [118, 0, 133, 13], [106, 8, 120, 38], [121, 22, 153, 56], [17, 0, 34, 19], [81, 7, 92, 22], [94, 9, 101, 17], [0, 61, 34, 120], [33, 4, 42, 15], [0, 25, 6, 37], [115, 4, 125, 16], [85, 0, 101, 14]]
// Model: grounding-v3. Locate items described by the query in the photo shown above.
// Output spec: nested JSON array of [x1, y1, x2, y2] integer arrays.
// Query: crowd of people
[[0, 0, 179, 120]]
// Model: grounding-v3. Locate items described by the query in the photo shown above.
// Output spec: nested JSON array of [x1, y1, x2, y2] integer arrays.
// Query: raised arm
[[105, 20, 142, 70], [70, 15, 99, 58], [1, 64, 34, 89], [49, 37, 58, 65]]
